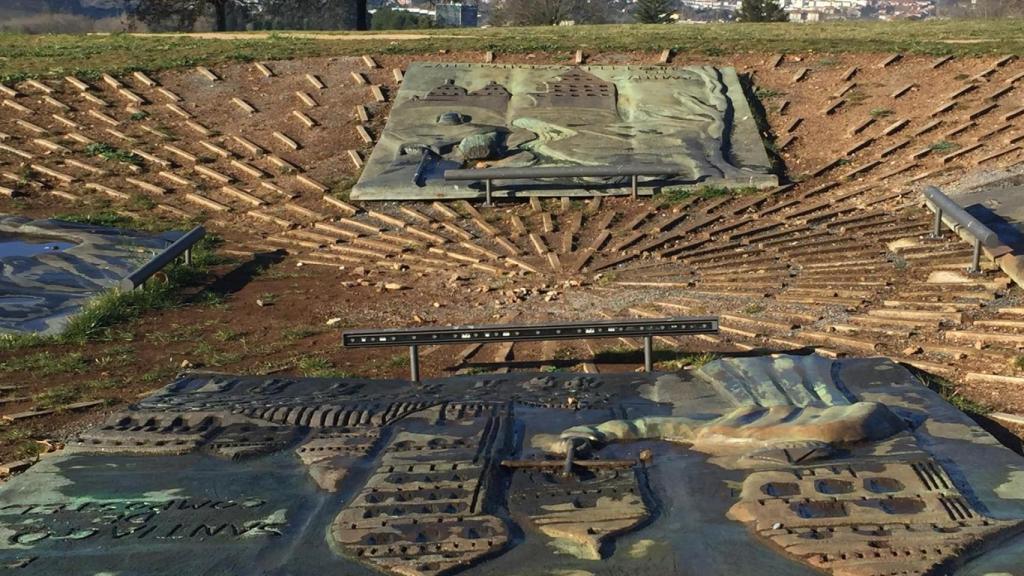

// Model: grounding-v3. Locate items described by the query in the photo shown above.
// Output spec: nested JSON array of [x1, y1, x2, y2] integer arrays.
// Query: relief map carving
[[2, 354, 1024, 575], [352, 64, 778, 200]]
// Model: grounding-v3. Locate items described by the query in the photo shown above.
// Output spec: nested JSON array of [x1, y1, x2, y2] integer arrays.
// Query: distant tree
[[736, 0, 788, 21], [491, 0, 610, 26], [370, 6, 434, 30], [130, 0, 256, 31], [257, 0, 366, 29], [635, 0, 674, 23]]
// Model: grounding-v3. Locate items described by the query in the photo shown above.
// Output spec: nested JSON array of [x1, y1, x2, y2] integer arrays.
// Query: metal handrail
[[444, 164, 690, 205], [343, 316, 720, 382], [119, 226, 205, 291], [922, 186, 999, 273]]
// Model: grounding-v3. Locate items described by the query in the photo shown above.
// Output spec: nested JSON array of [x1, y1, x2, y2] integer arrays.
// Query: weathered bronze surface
[[2, 354, 1023, 575], [0, 215, 182, 335], [352, 63, 779, 201]]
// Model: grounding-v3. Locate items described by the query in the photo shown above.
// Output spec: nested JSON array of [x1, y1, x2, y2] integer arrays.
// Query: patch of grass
[[141, 364, 178, 384], [658, 352, 719, 371], [845, 90, 868, 104], [283, 326, 323, 341], [3, 21, 1024, 81], [16, 165, 37, 185], [33, 384, 83, 410], [297, 354, 352, 378], [869, 108, 894, 118], [930, 140, 959, 152], [62, 284, 174, 343], [461, 366, 491, 375], [0, 351, 88, 376], [754, 87, 785, 100], [84, 142, 142, 166], [192, 341, 241, 367], [385, 353, 410, 368], [93, 344, 134, 370], [661, 184, 758, 204], [129, 195, 157, 211], [55, 210, 137, 229], [742, 303, 764, 315], [328, 176, 358, 200], [1014, 355, 1024, 371], [553, 347, 575, 362], [0, 428, 43, 460], [914, 371, 990, 415], [213, 328, 242, 342], [129, 111, 149, 121], [0, 333, 50, 352], [197, 291, 227, 307]]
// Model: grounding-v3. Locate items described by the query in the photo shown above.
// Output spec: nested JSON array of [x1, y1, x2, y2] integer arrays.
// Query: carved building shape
[[530, 68, 617, 110], [729, 459, 1019, 576], [407, 79, 511, 114], [332, 403, 513, 576]]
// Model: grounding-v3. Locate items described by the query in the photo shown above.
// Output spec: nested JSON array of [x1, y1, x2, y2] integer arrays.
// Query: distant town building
[[436, 2, 479, 27], [676, 0, 935, 20]]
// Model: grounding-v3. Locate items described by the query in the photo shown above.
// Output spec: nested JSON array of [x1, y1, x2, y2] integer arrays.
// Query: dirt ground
[[2, 49, 1024, 464]]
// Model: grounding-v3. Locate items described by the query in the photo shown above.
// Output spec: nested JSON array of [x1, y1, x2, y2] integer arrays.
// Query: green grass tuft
[[3, 21, 1024, 80], [0, 351, 88, 375], [296, 354, 352, 378], [85, 142, 142, 166], [929, 140, 959, 152]]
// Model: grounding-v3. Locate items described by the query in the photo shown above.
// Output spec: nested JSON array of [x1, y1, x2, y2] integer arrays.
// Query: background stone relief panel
[[352, 63, 779, 201], [1, 355, 1023, 575], [0, 215, 182, 335]]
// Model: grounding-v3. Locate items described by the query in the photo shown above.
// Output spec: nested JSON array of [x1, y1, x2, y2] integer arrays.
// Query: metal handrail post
[[970, 238, 982, 274], [643, 335, 653, 372], [119, 226, 205, 291], [409, 345, 420, 383], [931, 208, 943, 238]]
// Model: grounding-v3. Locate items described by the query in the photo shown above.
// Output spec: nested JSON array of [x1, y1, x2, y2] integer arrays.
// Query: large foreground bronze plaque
[[2, 354, 1023, 575], [351, 63, 778, 201]]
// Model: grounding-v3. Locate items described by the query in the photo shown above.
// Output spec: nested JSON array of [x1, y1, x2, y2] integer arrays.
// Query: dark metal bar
[[971, 238, 982, 273], [501, 458, 637, 469], [931, 208, 943, 239], [643, 335, 653, 372], [562, 438, 578, 476], [923, 186, 998, 247], [342, 317, 719, 347], [119, 226, 205, 291], [444, 164, 686, 181], [409, 344, 420, 383]]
